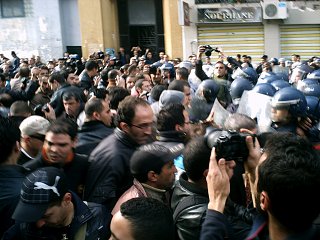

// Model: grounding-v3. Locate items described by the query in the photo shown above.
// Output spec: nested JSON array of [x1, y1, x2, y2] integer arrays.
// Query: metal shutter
[[197, 24, 264, 63], [280, 25, 320, 60]]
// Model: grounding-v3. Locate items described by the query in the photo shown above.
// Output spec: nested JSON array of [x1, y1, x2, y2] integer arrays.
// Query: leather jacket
[[171, 173, 209, 240], [171, 173, 255, 240]]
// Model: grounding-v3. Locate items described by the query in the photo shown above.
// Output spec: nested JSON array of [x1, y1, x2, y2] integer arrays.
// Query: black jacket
[[49, 83, 86, 118], [17, 150, 33, 165], [23, 152, 89, 198], [79, 70, 93, 90], [2, 192, 110, 240], [157, 130, 188, 145], [0, 81, 39, 101], [84, 128, 140, 212], [76, 120, 114, 156], [171, 173, 209, 240], [0, 165, 30, 237]]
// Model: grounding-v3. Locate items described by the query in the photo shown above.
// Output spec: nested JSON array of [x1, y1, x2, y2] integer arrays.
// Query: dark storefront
[[117, 0, 165, 54]]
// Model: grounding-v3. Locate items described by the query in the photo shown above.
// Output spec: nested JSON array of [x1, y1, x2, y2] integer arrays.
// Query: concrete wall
[[60, 0, 81, 48], [78, 0, 119, 58], [0, 0, 64, 61], [180, 0, 198, 60], [163, 0, 183, 59], [263, 23, 280, 58]]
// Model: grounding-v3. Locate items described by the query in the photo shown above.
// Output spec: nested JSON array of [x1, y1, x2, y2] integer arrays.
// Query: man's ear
[[92, 111, 100, 121], [260, 191, 270, 212], [120, 122, 130, 133], [24, 136, 31, 145], [62, 193, 72, 206], [175, 124, 183, 132], [14, 141, 21, 153], [147, 171, 157, 182]]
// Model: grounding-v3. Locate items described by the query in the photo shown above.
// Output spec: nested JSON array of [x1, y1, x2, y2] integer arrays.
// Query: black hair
[[168, 80, 190, 93], [91, 88, 109, 100], [62, 91, 81, 102], [150, 84, 166, 102], [175, 67, 189, 80], [108, 87, 130, 110], [48, 72, 65, 84], [115, 96, 149, 127], [214, 61, 226, 68], [108, 69, 118, 80], [9, 101, 32, 116], [120, 198, 175, 240], [120, 64, 130, 73], [128, 65, 137, 75], [135, 79, 145, 89], [183, 136, 211, 181], [0, 118, 20, 164], [85, 60, 98, 71], [224, 113, 256, 132], [157, 103, 185, 131], [258, 132, 320, 232], [19, 67, 30, 78], [47, 119, 78, 140], [0, 93, 13, 108], [100, 69, 109, 82], [84, 98, 105, 118], [60, 67, 75, 80], [0, 73, 5, 82], [40, 65, 49, 72]]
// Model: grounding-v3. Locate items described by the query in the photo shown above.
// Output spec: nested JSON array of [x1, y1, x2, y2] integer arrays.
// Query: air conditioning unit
[[262, 1, 288, 19]]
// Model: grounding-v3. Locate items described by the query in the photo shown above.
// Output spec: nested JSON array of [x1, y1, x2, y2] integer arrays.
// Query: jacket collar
[[80, 120, 107, 130], [179, 172, 208, 197], [157, 130, 187, 144], [114, 128, 141, 148], [69, 191, 93, 234]]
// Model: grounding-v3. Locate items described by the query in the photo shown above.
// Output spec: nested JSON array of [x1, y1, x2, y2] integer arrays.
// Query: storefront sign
[[198, 7, 262, 23]]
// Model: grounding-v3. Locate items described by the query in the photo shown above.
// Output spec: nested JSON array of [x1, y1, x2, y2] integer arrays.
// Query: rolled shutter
[[197, 24, 265, 63]]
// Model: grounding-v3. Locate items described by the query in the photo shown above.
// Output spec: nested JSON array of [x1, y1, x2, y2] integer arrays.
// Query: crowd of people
[[1, 45, 320, 240]]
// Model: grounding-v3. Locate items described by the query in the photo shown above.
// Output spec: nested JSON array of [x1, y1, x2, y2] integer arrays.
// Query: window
[[0, 0, 25, 18], [195, 0, 260, 3]]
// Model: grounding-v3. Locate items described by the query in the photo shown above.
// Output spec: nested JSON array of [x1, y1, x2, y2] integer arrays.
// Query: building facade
[[0, 0, 81, 61], [1, 0, 319, 64], [180, 0, 320, 63]]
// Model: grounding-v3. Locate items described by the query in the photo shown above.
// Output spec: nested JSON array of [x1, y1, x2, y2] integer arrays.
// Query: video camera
[[205, 128, 255, 162], [203, 45, 221, 57]]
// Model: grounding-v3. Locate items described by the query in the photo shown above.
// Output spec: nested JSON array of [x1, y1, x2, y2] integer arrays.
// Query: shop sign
[[198, 7, 262, 23]]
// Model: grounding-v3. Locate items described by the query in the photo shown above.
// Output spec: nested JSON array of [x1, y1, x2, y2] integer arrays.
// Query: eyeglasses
[[30, 134, 46, 141], [130, 122, 154, 130]]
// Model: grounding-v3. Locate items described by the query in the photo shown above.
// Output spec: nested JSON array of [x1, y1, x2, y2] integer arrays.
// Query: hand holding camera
[[206, 147, 231, 213], [42, 104, 56, 121]]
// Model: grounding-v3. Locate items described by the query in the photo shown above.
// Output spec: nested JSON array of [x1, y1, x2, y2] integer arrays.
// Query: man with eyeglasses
[[18, 115, 50, 165], [84, 96, 154, 227]]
